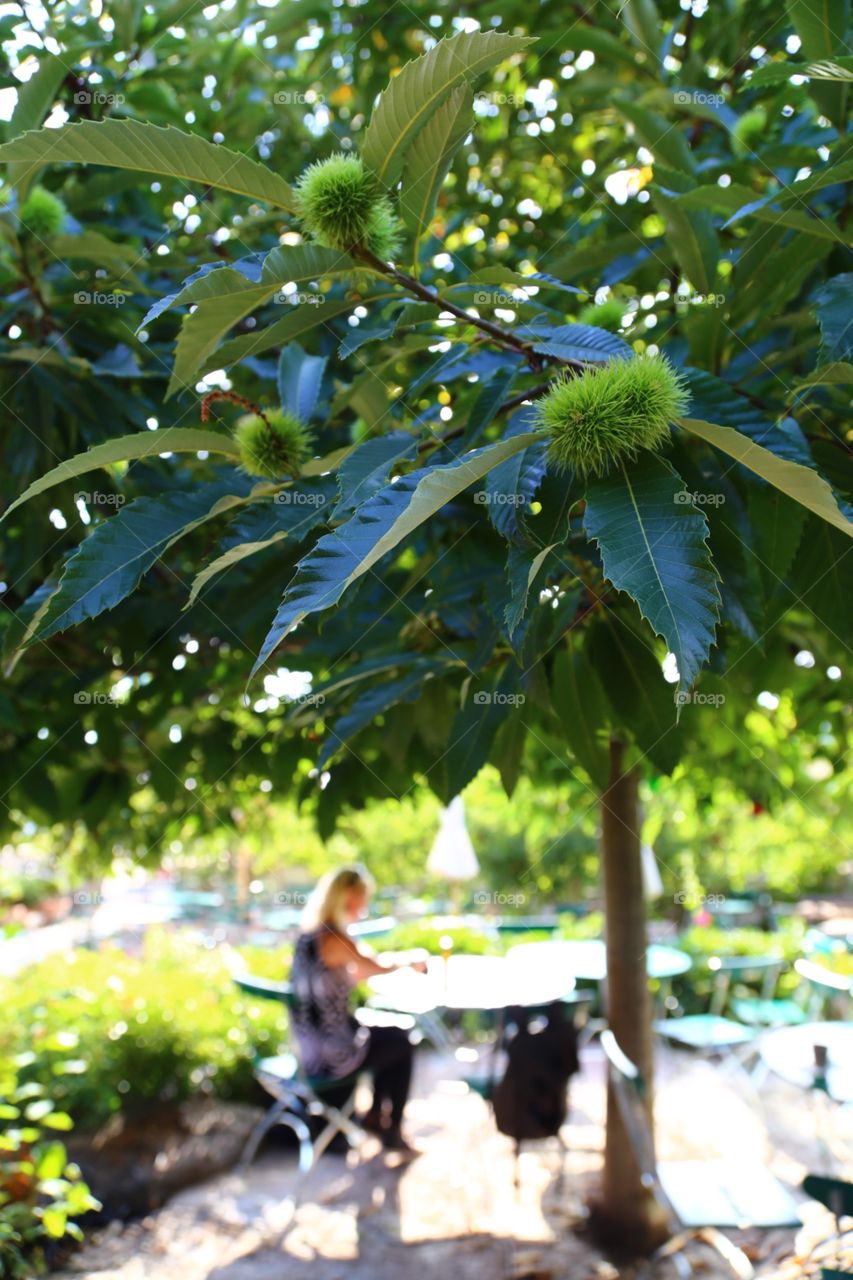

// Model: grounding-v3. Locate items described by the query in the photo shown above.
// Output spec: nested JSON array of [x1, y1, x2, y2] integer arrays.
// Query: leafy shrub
[[557, 911, 605, 940], [673, 921, 806, 1011], [0, 932, 284, 1132], [233, 942, 293, 980], [0, 1056, 99, 1277], [372, 920, 501, 956]]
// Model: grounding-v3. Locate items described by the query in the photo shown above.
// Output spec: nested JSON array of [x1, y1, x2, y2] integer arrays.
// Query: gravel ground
[[54, 1040, 852, 1280]]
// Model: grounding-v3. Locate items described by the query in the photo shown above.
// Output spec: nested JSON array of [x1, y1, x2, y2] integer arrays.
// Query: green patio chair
[[794, 959, 853, 1021], [656, 954, 794, 1050], [601, 1029, 800, 1279], [713, 955, 807, 1029], [233, 973, 368, 1172]]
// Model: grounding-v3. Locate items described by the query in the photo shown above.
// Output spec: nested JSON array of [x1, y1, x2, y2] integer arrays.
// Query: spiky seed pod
[[577, 299, 626, 332], [537, 354, 689, 479], [234, 410, 315, 479], [19, 186, 66, 239], [295, 153, 401, 259]]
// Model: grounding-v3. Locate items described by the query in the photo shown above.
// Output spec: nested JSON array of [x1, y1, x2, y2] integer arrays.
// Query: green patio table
[[759, 1021, 853, 1103], [368, 953, 575, 1013], [506, 938, 692, 982]]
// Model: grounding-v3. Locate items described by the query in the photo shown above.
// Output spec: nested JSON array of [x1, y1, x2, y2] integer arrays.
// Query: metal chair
[[794, 958, 853, 1021], [601, 1028, 800, 1278], [233, 973, 367, 1172], [801, 1175, 853, 1279], [656, 954, 793, 1051]]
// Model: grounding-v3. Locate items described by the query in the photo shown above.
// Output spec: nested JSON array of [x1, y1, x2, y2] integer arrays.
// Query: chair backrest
[[599, 1030, 677, 1223], [708, 954, 783, 1016], [803, 1173, 853, 1219], [794, 958, 853, 1019], [233, 973, 297, 1010]]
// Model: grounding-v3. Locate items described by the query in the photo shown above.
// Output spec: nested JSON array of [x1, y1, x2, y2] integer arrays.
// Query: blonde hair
[[301, 865, 374, 932]]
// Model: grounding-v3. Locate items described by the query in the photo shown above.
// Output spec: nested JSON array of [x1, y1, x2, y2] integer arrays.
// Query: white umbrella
[[427, 796, 479, 881]]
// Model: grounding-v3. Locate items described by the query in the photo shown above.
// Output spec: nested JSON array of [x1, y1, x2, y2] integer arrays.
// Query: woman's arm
[[319, 930, 423, 980]]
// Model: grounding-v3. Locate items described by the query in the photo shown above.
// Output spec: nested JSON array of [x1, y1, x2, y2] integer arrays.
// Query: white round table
[[506, 938, 692, 982], [368, 953, 575, 1014], [758, 1021, 853, 1102]]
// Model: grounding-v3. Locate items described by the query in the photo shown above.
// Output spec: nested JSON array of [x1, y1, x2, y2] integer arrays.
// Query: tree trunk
[[595, 737, 666, 1249]]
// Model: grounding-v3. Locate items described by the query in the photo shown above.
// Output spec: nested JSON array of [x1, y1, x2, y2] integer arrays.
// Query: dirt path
[[55, 1042, 849, 1280]]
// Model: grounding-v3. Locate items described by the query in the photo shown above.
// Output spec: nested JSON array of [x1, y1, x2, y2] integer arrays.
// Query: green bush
[[234, 942, 293, 980], [372, 920, 501, 956], [673, 921, 806, 1012], [557, 912, 605, 940], [0, 1055, 99, 1277], [0, 932, 284, 1133]]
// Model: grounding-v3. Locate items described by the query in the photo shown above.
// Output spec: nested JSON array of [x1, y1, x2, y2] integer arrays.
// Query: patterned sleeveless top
[[290, 928, 368, 1078]]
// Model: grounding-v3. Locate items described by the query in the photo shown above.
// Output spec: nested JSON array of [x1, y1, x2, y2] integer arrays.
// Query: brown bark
[[594, 737, 666, 1249]]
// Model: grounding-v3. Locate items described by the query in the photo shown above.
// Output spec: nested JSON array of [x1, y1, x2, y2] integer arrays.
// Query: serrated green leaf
[[0, 119, 296, 208], [620, 0, 663, 63], [793, 361, 853, 392], [333, 432, 418, 519], [483, 417, 548, 544], [29, 476, 255, 645], [319, 669, 429, 768], [452, 267, 583, 295], [550, 644, 610, 789], [167, 247, 355, 398], [684, 368, 813, 464], [504, 542, 558, 639], [585, 456, 720, 693], [361, 31, 534, 187], [649, 171, 718, 294], [675, 182, 842, 241], [338, 316, 399, 358], [678, 417, 852, 536], [399, 84, 472, 243], [253, 432, 542, 675], [517, 323, 631, 363], [49, 230, 139, 267], [786, 0, 850, 126], [749, 56, 853, 86], [813, 273, 853, 362], [1, 428, 240, 525], [185, 481, 333, 607], [208, 297, 356, 370], [278, 344, 327, 422], [7, 55, 65, 198], [588, 620, 682, 774], [440, 671, 515, 800]]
